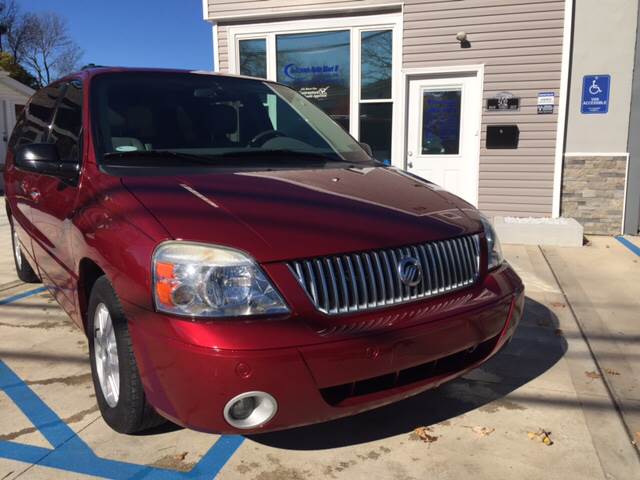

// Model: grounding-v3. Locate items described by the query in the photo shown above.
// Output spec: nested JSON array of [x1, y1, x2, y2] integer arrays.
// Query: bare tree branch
[[0, 0, 19, 53], [6, 12, 36, 63], [20, 12, 83, 86]]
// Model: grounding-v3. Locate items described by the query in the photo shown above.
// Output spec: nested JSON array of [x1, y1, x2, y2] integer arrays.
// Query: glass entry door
[[406, 74, 481, 206]]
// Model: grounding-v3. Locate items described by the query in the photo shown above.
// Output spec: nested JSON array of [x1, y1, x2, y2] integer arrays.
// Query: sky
[[17, 0, 214, 71]]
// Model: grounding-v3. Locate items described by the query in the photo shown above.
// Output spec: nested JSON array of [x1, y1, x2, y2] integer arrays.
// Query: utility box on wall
[[486, 125, 519, 149]]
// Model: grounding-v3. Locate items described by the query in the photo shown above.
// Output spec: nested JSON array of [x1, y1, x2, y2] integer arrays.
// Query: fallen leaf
[[469, 426, 495, 437], [414, 426, 438, 443], [604, 368, 620, 376], [550, 301, 566, 308], [585, 371, 601, 380], [554, 328, 564, 336], [528, 429, 553, 446], [634, 432, 640, 445]]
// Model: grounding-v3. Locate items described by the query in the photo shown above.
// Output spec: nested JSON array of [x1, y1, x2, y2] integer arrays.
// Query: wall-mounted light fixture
[[456, 31, 471, 49]]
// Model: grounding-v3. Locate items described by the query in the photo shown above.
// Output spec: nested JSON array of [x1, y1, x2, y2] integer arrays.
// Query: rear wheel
[[10, 221, 40, 283], [88, 276, 165, 434]]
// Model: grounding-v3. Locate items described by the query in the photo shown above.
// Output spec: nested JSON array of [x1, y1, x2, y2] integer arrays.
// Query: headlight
[[480, 215, 504, 270], [153, 242, 289, 318]]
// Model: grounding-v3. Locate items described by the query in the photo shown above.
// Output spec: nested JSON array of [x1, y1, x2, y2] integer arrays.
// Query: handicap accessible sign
[[581, 75, 610, 114]]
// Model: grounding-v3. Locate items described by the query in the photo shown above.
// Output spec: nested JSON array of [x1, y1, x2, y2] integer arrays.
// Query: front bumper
[[126, 264, 524, 434]]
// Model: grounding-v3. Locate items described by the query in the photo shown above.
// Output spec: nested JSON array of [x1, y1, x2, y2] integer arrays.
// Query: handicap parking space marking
[[615, 236, 640, 257], [0, 286, 47, 306], [0, 287, 244, 479]]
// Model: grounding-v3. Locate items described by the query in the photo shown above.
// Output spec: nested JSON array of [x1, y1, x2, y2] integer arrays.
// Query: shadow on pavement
[[0, 295, 568, 447], [250, 296, 567, 450]]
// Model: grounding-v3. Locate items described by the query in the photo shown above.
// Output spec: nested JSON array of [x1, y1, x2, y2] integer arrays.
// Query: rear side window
[[49, 81, 83, 164], [10, 85, 61, 148]]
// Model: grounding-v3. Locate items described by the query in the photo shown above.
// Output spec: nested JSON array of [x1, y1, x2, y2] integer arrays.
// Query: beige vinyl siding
[[208, 0, 565, 218], [217, 24, 229, 71]]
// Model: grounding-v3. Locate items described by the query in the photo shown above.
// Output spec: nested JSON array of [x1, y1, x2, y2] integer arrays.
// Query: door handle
[[29, 189, 41, 203]]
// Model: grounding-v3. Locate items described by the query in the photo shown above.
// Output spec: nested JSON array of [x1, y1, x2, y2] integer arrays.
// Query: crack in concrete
[[25, 373, 92, 387], [0, 405, 99, 442], [0, 321, 65, 330]]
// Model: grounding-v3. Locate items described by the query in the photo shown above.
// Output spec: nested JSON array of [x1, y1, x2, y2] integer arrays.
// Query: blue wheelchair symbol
[[588, 79, 602, 95]]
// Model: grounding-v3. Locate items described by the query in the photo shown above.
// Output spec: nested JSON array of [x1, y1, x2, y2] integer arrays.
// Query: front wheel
[[88, 276, 165, 434], [10, 221, 40, 283]]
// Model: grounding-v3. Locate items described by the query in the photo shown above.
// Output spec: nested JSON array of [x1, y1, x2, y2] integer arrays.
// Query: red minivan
[[3, 67, 523, 434]]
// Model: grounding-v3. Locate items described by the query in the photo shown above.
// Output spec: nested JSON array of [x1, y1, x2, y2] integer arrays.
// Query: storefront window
[[276, 31, 351, 131], [421, 89, 462, 155], [359, 29, 393, 163], [361, 30, 392, 100], [359, 103, 392, 163], [239, 39, 267, 78]]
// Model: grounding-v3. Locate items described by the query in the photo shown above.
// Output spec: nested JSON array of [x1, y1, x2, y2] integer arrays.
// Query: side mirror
[[15, 144, 78, 179], [359, 142, 373, 157]]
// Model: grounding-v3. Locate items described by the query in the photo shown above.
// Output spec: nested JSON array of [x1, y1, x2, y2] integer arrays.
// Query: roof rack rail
[[80, 63, 106, 70]]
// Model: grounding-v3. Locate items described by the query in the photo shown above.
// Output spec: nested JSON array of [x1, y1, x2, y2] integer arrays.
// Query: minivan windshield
[[91, 71, 377, 169]]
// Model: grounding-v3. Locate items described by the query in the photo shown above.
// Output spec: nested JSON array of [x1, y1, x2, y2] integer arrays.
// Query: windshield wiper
[[102, 148, 373, 169], [210, 149, 340, 163], [103, 150, 217, 166]]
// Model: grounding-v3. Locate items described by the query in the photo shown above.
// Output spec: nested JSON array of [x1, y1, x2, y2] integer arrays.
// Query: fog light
[[223, 392, 277, 429]]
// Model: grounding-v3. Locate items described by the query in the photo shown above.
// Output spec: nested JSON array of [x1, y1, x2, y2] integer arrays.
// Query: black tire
[[87, 276, 165, 434], [10, 220, 40, 283]]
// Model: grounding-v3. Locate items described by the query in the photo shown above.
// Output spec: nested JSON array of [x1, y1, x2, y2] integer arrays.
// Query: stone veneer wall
[[561, 155, 628, 235]]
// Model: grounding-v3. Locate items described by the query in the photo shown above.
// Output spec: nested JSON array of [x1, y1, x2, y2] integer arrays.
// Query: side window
[[49, 81, 83, 164], [13, 86, 61, 148]]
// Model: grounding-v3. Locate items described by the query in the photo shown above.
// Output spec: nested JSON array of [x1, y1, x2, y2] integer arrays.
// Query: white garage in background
[[0, 69, 34, 192]]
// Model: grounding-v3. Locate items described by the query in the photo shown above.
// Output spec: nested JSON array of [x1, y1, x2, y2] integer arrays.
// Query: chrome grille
[[289, 234, 481, 315]]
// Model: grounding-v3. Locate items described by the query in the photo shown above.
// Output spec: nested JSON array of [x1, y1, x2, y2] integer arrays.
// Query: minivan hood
[[121, 167, 482, 263]]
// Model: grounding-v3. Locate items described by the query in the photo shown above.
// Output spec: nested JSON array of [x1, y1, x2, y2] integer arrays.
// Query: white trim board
[[204, 3, 402, 23], [212, 23, 219, 72], [552, 0, 574, 218], [564, 152, 631, 157], [226, 12, 403, 40], [201, 0, 208, 21], [622, 152, 631, 234]]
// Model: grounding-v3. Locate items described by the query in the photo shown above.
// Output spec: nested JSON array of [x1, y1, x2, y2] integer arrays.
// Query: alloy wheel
[[94, 303, 120, 408], [13, 229, 22, 270]]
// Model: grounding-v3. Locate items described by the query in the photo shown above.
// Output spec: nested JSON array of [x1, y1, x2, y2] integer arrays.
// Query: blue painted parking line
[[615, 236, 640, 257], [0, 286, 47, 306], [0, 287, 244, 479]]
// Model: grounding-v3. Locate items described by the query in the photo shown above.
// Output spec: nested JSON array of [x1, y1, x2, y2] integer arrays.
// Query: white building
[[0, 69, 34, 192]]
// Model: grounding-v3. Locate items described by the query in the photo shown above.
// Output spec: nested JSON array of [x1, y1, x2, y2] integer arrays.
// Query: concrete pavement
[[1, 203, 639, 479], [542, 236, 640, 451]]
